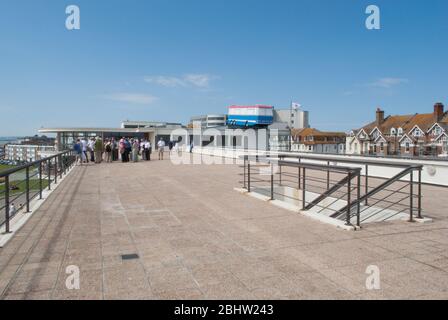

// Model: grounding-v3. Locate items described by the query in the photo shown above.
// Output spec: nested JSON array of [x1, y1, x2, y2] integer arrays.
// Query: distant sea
[[0, 137, 19, 147]]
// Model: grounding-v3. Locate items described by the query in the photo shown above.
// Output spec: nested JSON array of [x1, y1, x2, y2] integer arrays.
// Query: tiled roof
[[361, 111, 448, 135], [292, 128, 346, 137]]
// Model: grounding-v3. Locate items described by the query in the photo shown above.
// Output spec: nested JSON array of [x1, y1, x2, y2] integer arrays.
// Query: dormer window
[[413, 128, 422, 137], [390, 128, 396, 135], [397, 128, 403, 136]]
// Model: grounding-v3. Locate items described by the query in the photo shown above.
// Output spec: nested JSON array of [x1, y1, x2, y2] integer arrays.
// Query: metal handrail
[[240, 152, 424, 228], [241, 155, 362, 227], [330, 165, 422, 219], [276, 153, 417, 169], [1, 150, 76, 232]]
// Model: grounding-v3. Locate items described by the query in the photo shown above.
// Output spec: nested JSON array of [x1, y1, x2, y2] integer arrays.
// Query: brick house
[[346, 103, 448, 157], [291, 128, 346, 154]]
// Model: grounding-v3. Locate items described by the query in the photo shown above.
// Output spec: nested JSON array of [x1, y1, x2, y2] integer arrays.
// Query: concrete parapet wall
[[195, 146, 448, 187]]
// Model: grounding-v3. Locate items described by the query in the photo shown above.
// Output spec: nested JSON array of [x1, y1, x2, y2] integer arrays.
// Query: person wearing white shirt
[[81, 138, 89, 163], [88, 138, 96, 162], [140, 140, 146, 160], [157, 139, 165, 160]]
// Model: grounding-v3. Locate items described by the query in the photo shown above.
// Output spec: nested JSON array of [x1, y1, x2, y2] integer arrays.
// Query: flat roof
[[38, 127, 156, 134]]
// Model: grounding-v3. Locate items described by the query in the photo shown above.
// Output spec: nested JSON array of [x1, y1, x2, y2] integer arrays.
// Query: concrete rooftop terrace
[[1, 155, 448, 300]]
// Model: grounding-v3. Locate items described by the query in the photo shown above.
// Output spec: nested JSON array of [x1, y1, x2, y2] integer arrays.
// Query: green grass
[[0, 179, 50, 195], [0, 164, 15, 173]]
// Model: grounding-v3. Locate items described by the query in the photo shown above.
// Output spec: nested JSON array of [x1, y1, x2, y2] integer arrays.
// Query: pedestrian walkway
[[0, 160, 447, 299]]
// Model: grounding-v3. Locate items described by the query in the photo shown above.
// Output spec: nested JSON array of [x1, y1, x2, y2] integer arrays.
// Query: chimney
[[433, 102, 444, 122], [376, 108, 385, 126]]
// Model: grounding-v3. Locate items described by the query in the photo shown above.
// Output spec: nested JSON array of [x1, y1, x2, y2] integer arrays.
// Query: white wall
[[195, 146, 448, 187]]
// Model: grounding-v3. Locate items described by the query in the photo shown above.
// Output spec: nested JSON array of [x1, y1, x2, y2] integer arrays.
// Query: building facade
[[190, 114, 227, 128], [4, 144, 56, 162], [346, 103, 448, 157], [274, 108, 310, 130], [291, 128, 346, 154]]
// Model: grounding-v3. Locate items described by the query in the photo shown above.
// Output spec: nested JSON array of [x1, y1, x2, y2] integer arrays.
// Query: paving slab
[[0, 160, 447, 299]]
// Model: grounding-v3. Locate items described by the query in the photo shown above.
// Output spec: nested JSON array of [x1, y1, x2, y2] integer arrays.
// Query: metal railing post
[[357, 173, 361, 227], [243, 156, 247, 189], [298, 158, 301, 187], [418, 168, 422, 219], [54, 156, 58, 184], [25, 166, 30, 213], [302, 168, 306, 210], [59, 155, 63, 179], [346, 172, 352, 226], [247, 161, 251, 192], [365, 164, 369, 206], [39, 162, 43, 200], [327, 161, 330, 190], [62, 154, 66, 175], [279, 164, 282, 186], [47, 159, 51, 190], [4, 175, 10, 233], [271, 163, 274, 200], [409, 170, 414, 222]]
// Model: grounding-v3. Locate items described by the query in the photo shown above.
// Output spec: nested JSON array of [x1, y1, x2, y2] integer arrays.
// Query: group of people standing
[[73, 136, 188, 165], [118, 137, 152, 163], [73, 137, 106, 164], [73, 137, 154, 165]]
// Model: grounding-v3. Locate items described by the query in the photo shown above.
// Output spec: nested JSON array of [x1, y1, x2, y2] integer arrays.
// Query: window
[[413, 128, 421, 137], [380, 142, 384, 152], [397, 128, 403, 136], [390, 128, 396, 135], [308, 146, 312, 151], [405, 142, 410, 153]]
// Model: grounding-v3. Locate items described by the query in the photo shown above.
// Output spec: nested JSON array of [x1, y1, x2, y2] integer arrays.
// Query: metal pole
[[279, 165, 282, 186], [418, 168, 422, 219], [327, 161, 330, 190], [365, 164, 369, 206], [54, 156, 58, 184], [357, 173, 361, 227], [346, 172, 352, 226], [248, 161, 251, 192], [47, 159, 51, 190], [25, 166, 30, 213], [302, 168, 306, 210], [58, 155, 62, 179], [39, 162, 43, 200], [409, 170, 414, 222], [62, 154, 66, 175], [243, 156, 246, 189], [298, 158, 301, 187], [4, 175, 10, 233], [271, 163, 274, 200]]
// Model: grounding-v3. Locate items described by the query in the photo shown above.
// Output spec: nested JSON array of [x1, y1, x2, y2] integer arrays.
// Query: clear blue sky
[[1, 0, 447, 136]]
